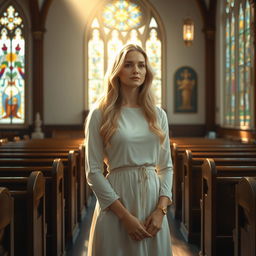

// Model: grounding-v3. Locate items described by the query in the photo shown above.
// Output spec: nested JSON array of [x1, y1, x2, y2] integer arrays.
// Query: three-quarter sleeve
[[85, 108, 120, 210], [156, 108, 173, 203]]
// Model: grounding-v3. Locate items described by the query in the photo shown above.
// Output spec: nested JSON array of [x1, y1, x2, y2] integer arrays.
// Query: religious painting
[[174, 66, 197, 113]]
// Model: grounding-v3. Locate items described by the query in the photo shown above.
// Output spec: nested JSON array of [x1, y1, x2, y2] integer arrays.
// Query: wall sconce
[[183, 18, 194, 46]]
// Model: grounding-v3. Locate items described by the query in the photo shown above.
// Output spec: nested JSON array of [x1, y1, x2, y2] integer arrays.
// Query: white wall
[[150, 0, 205, 124], [44, 0, 205, 125]]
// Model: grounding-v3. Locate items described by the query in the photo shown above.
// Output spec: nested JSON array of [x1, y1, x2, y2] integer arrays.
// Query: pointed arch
[[84, 0, 166, 110], [0, 0, 29, 126]]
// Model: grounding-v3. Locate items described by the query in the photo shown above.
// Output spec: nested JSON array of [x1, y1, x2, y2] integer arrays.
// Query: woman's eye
[[139, 64, 145, 68], [124, 63, 131, 67]]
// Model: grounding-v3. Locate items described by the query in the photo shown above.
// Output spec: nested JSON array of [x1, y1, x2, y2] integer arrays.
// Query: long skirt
[[87, 166, 172, 256]]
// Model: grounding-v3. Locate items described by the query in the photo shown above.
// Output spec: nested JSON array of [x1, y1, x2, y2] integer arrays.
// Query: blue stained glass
[[103, 0, 142, 31]]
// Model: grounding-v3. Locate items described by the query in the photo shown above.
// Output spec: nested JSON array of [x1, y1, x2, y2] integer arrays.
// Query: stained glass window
[[103, 0, 142, 31], [146, 28, 161, 106], [244, 0, 251, 127], [224, 0, 253, 129], [0, 5, 25, 124], [88, 29, 104, 108], [238, 5, 245, 127], [230, 14, 235, 125], [225, 19, 231, 124], [107, 30, 123, 68], [86, 0, 164, 109]]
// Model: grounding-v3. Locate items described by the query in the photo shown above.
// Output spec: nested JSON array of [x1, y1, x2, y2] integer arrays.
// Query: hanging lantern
[[183, 18, 194, 46]]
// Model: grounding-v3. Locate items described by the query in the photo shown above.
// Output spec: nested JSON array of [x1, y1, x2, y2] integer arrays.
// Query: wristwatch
[[157, 206, 167, 215]]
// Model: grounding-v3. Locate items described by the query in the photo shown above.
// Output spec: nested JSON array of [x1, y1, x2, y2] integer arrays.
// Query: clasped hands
[[121, 209, 164, 241]]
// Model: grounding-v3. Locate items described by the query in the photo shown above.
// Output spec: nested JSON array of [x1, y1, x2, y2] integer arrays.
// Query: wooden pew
[[201, 159, 256, 256], [13, 136, 21, 142], [182, 150, 256, 245], [171, 137, 244, 145], [0, 155, 77, 249], [0, 138, 8, 145], [0, 139, 87, 222], [171, 142, 256, 220], [23, 135, 30, 140], [0, 171, 46, 256], [0, 159, 65, 256], [0, 187, 14, 256], [234, 177, 256, 256], [1, 138, 84, 149]]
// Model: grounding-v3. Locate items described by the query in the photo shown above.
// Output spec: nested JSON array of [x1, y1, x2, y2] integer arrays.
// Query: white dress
[[85, 106, 173, 256]]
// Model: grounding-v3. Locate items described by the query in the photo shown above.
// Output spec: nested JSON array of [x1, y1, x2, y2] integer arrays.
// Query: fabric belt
[[111, 165, 156, 211]]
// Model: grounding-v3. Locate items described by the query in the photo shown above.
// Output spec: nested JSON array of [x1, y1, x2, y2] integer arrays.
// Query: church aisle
[[168, 211, 199, 256], [67, 196, 199, 256]]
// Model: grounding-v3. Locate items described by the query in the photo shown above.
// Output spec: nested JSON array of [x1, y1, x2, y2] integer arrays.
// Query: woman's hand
[[121, 212, 152, 241], [144, 209, 164, 236]]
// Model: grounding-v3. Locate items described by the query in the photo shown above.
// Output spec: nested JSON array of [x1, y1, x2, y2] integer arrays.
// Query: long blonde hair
[[99, 44, 165, 147]]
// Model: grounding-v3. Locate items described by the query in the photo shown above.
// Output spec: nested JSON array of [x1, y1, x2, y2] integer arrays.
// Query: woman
[[85, 44, 173, 256]]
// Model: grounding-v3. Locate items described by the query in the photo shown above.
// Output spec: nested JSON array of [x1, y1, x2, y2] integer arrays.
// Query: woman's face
[[118, 50, 146, 90]]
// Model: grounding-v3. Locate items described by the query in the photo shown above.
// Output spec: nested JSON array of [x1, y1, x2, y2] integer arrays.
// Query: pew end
[[0, 171, 46, 256], [0, 187, 14, 256], [180, 149, 201, 245], [235, 177, 256, 256], [201, 158, 217, 256]]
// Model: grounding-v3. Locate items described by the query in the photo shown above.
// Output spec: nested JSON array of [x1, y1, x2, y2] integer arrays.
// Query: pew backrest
[[0, 171, 46, 256], [201, 159, 256, 256], [235, 177, 256, 256], [0, 187, 14, 256]]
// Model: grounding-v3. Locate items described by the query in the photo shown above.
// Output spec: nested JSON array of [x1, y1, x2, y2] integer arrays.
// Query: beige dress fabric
[[85, 106, 173, 256]]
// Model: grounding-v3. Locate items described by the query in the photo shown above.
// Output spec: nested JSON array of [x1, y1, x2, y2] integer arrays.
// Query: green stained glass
[[237, 1, 252, 128], [230, 14, 235, 125], [239, 68, 245, 126], [224, 0, 253, 129], [238, 7, 244, 66], [238, 5, 245, 127], [225, 19, 231, 124], [226, 0, 235, 14], [103, 0, 142, 31], [146, 29, 161, 106], [0, 5, 25, 124], [244, 0, 252, 126], [244, 65, 251, 126], [226, 1, 230, 14], [88, 29, 104, 108], [245, 1, 251, 59]]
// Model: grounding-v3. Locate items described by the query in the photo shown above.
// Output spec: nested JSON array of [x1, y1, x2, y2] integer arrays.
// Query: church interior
[[0, 0, 256, 255]]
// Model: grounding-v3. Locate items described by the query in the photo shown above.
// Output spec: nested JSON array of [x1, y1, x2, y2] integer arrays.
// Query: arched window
[[0, 2, 27, 126], [85, 0, 165, 109], [224, 0, 254, 129]]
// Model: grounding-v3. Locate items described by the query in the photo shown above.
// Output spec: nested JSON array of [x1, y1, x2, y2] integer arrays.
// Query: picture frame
[[174, 66, 197, 113]]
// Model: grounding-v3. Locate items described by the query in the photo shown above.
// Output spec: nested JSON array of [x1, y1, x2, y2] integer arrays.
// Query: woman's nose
[[133, 65, 139, 73]]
